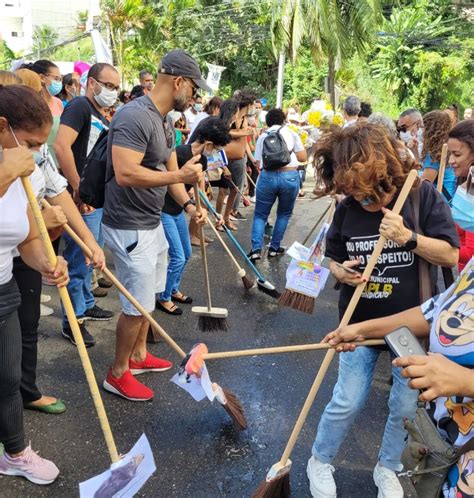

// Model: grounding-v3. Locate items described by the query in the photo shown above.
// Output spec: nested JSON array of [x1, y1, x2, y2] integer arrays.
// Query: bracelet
[[182, 198, 195, 211]]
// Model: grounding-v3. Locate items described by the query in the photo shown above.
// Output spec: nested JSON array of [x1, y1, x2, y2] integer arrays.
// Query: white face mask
[[247, 116, 256, 126], [399, 130, 413, 144], [94, 84, 118, 108]]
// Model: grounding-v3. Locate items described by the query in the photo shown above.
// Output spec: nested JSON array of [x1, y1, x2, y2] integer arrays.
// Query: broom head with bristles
[[252, 460, 292, 498], [193, 306, 229, 332], [212, 382, 248, 430], [238, 268, 256, 290], [257, 279, 281, 299], [278, 289, 315, 314]]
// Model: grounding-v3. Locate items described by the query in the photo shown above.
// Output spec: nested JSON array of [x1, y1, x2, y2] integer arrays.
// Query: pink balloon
[[74, 61, 90, 76]]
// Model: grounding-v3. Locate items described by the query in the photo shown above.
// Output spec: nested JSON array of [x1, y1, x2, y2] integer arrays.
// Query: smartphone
[[334, 262, 360, 274], [385, 327, 427, 358]]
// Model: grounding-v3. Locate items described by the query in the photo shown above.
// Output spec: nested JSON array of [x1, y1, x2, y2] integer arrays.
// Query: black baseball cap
[[158, 49, 211, 92]]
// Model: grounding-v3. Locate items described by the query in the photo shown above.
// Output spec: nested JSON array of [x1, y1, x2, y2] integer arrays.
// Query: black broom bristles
[[252, 473, 290, 498], [278, 289, 315, 314], [257, 280, 281, 299], [198, 315, 229, 332]]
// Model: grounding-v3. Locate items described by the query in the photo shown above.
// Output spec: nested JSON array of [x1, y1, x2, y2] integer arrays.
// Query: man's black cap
[[158, 49, 211, 93]]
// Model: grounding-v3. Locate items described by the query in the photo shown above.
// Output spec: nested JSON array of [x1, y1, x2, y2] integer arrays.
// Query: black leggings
[[12, 256, 42, 404], [0, 279, 25, 454]]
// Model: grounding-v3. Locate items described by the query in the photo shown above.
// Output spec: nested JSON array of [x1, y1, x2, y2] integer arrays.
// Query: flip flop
[[172, 293, 193, 304], [155, 300, 183, 316]]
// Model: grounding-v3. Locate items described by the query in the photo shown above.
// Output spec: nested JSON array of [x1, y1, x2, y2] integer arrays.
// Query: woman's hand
[[330, 260, 366, 287], [379, 207, 412, 246], [321, 323, 366, 352], [42, 205, 67, 229], [85, 242, 106, 271], [2, 147, 36, 179], [40, 256, 69, 288], [393, 353, 474, 402]]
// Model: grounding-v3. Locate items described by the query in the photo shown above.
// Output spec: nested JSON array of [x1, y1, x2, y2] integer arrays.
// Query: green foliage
[[32, 25, 59, 59], [0, 40, 15, 70], [53, 37, 95, 64]]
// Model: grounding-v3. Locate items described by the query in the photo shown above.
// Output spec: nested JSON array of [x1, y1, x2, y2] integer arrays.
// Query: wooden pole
[[437, 143, 449, 193]]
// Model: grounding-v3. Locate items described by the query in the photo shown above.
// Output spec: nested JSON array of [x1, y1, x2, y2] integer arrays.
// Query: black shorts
[[210, 176, 232, 189]]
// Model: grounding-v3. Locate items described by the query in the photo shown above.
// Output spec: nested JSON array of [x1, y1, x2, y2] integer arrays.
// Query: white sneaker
[[40, 294, 51, 303], [40, 304, 53, 317], [373, 463, 404, 498], [307, 456, 337, 498]]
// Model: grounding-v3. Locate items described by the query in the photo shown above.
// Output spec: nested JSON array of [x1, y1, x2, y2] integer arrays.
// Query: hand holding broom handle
[[202, 340, 385, 360], [262, 169, 418, 482], [23, 180, 119, 463], [437, 143, 449, 194], [40, 199, 186, 358]]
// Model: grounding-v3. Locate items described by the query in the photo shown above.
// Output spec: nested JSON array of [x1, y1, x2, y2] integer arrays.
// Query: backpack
[[261, 126, 291, 170], [79, 129, 110, 208]]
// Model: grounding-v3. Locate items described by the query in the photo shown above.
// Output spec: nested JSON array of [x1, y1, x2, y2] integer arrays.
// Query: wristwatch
[[182, 198, 195, 212], [403, 231, 418, 251]]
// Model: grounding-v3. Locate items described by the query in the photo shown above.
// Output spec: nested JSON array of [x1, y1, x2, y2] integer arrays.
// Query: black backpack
[[79, 129, 110, 208], [261, 126, 291, 170]]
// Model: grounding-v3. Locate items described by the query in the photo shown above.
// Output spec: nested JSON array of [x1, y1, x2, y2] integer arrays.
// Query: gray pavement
[[1, 185, 416, 497]]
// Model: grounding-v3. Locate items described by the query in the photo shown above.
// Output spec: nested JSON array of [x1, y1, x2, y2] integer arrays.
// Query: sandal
[[216, 224, 225, 232], [172, 292, 193, 304], [155, 300, 183, 316], [24, 398, 66, 414], [225, 219, 238, 231]]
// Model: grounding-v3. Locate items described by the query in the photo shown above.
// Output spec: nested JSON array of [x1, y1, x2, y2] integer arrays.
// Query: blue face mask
[[451, 186, 474, 232], [47, 80, 62, 96], [32, 151, 43, 164], [360, 197, 374, 207]]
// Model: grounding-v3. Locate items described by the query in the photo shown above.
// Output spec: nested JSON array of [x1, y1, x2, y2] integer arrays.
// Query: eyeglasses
[[45, 73, 62, 82], [397, 120, 422, 134], [95, 79, 120, 92], [162, 119, 173, 149]]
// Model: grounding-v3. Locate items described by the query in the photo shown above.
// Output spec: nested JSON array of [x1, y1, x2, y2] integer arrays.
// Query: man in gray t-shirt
[[101, 50, 210, 402]]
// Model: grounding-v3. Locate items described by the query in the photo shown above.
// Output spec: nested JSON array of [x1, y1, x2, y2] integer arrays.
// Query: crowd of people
[[0, 48, 472, 497]]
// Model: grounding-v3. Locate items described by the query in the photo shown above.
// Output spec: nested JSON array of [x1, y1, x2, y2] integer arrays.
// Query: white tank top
[[0, 178, 29, 284]]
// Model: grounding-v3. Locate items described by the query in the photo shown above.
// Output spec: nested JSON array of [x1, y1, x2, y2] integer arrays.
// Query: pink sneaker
[[0, 445, 59, 485]]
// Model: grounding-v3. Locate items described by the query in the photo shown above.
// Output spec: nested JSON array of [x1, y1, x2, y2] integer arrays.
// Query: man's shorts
[[102, 224, 169, 316]]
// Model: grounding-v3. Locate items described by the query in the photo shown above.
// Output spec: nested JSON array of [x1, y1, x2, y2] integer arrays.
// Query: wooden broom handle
[[206, 217, 245, 274], [23, 179, 119, 463], [41, 199, 186, 359], [202, 340, 385, 360], [302, 198, 334, 246], [278, 169, 418, 466], [195, 180, 213, 311], [246, 171, 257, 189], [437, 143, 448, 193]]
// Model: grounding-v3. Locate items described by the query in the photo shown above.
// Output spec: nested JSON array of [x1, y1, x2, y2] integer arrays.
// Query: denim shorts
[[102, 223, 169, 315]]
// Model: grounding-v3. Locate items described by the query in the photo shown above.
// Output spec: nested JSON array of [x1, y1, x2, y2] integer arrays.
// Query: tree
[[0, 40, 15, 70], [271, 0, 383, 107], [32, 25, 58, 59]]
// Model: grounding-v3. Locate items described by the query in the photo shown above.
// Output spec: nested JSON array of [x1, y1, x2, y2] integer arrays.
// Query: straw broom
[[252, 169, 418, 497], [23, 180, 120, 464], [41, 199, 246, 430], [278, 200, 336, 314]]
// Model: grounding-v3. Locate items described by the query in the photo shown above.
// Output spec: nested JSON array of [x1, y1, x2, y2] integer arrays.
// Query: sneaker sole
[[82, 316, 113, 322], [103, 380, 153, 401], [306, 460, 337, 498], [130, 366, 173, 375], [0, 468, 57, 485], [61, 331, 95, 348]]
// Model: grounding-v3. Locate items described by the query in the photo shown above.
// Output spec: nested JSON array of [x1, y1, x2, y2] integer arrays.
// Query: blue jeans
[[160, 212, 192, 302], [61, 208, 103, 326], [312, 346, 418, 471], [251, 169, 299, 251]]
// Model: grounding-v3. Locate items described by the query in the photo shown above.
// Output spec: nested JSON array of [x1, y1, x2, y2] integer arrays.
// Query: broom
[[199, 190, 280, 298], [436, 143, 449, 194], [41, 200, 245, 429], [206, 219, 255, 290], [192, 181, 229, 332], [278, 200, 336, 314], [252, 169, 418, 497], [302, 199, 333, 246], [23, 180, 119, 464]]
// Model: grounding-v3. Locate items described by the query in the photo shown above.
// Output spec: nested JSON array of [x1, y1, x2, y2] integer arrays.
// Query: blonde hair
[[15, 68, 42, 92], [0, 70, 22, 86]]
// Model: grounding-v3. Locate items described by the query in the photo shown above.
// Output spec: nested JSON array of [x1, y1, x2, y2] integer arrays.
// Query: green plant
[[32, 25, 59, 59]]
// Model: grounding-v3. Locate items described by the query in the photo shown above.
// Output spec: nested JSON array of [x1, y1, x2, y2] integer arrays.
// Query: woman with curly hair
[[306, 123, 459, 498], [421, 110, 457, 203]]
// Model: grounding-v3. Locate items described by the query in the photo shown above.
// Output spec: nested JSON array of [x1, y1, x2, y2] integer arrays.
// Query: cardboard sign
[[79, 434, 155, 498], [285, 260, 330, 298]]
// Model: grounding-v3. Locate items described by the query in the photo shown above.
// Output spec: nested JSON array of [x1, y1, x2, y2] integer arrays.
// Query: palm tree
[[271, 0, 383, 107], [32, 25, 59, 59]]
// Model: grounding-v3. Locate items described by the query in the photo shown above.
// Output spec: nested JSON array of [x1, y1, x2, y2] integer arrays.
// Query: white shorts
[[102, 224, 169, 316]]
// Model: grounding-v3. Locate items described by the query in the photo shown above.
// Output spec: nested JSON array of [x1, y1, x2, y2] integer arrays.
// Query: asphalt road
[[1, 182, 416, 498]]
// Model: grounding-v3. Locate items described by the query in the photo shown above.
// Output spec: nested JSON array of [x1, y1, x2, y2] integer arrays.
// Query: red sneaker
[[129, 352, 173, 375], [103, 369, 154, 401]]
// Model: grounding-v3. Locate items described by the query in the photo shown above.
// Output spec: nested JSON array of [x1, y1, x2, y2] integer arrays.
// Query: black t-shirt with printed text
[[326, 181, 460, 324], [59, 96, 109, 177]]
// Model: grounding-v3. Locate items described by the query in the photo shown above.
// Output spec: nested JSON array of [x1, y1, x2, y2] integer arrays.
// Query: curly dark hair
[[422, 110, 452, 162], [194, 116, 231, 147], [233, 88, 257, 109], [266, 108, 285, 127], [315, 122, 418, 203], [448, 119, 474, 153]]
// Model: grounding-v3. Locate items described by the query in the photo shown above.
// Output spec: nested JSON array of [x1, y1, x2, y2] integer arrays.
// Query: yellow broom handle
[[40, 199, 186, 359], [22, 178, 119, 463], [202, 340, 385, 360], [278, 169, 418, 466], [437, 143, 448, 193]]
